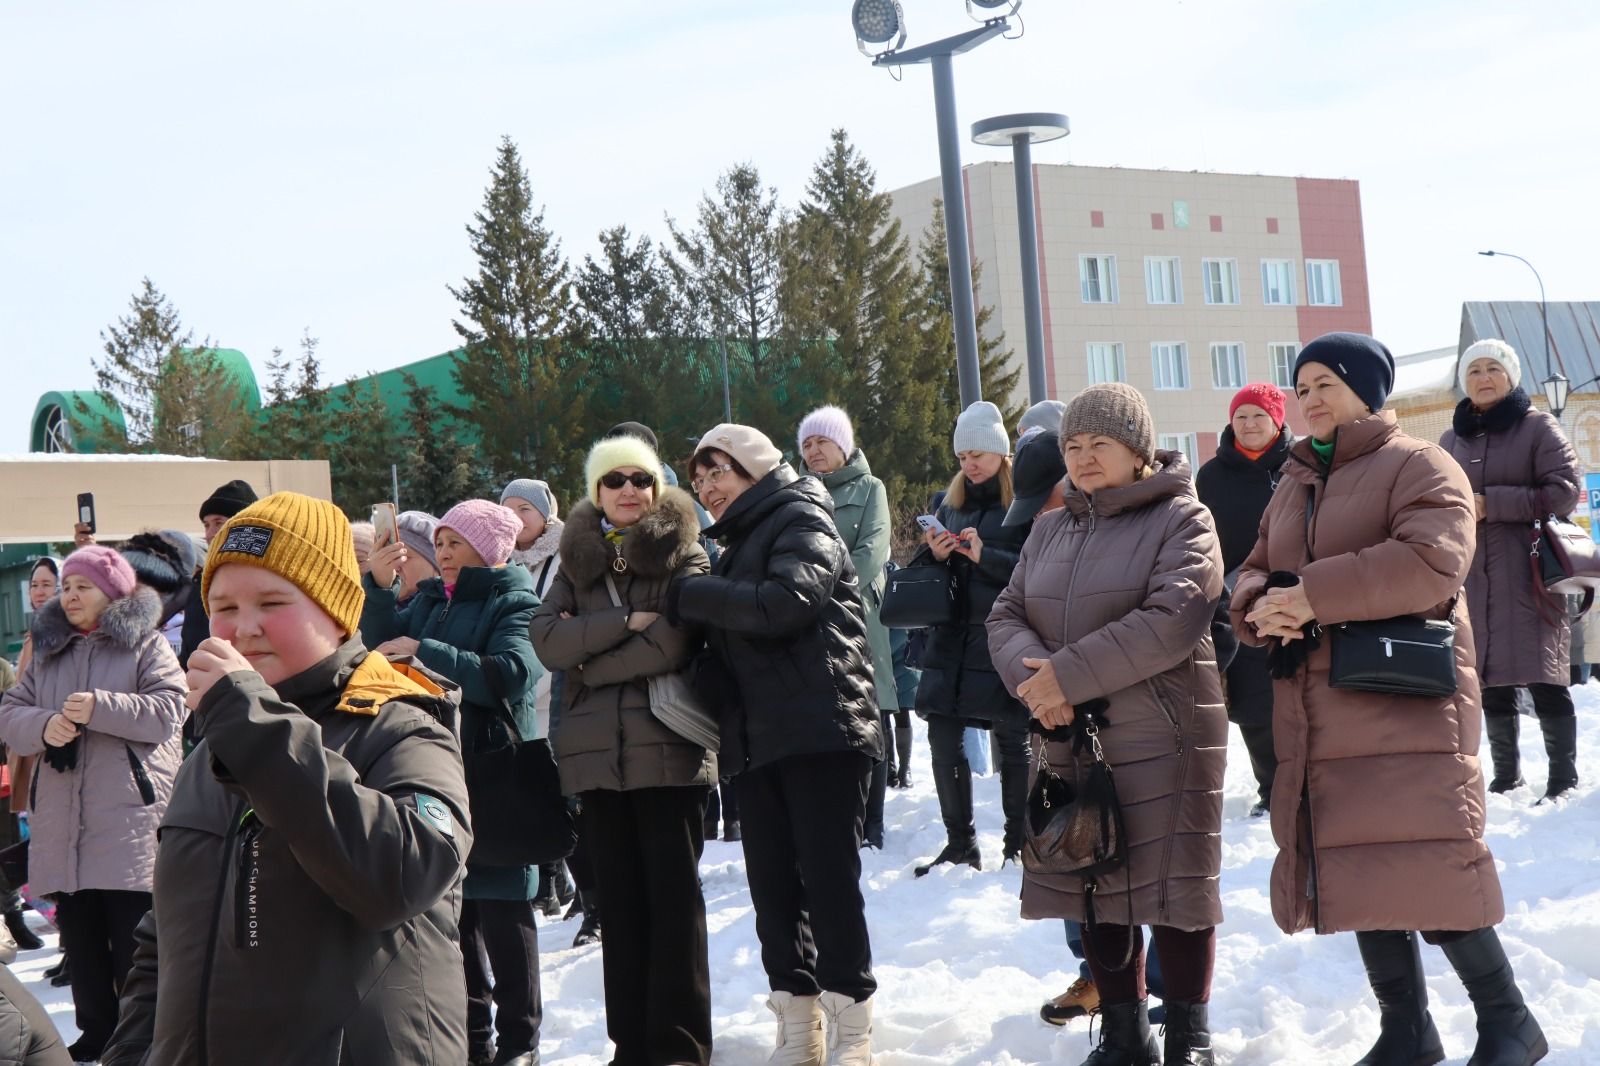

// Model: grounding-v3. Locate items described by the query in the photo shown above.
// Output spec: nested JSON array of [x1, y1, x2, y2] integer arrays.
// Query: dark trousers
[[864, 712, 891, 841], [582, 787, 712, 1066], [704, 777, 740, 831], [1084, 923, 1212, 1005], [925, 713, 1029, 774], [461, 898, 542, 1057], [1239, 722, 1277, 806], [54, 888, 150, 1053], [1482, 682, 1575, 720], [740, 751, 876, 1002]]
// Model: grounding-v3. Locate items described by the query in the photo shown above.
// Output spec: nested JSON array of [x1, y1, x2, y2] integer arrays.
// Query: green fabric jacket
[[361, 564, 543, 900], [820, 449, 898, 710]]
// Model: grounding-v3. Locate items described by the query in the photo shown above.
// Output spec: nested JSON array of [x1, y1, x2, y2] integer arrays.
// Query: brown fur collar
[[560, 486, 702, 586]]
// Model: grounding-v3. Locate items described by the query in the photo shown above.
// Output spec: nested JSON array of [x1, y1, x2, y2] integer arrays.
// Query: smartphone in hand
[[76, 493, 96, 534], [372, 503, 399, 549], [916, 514, 967, 546]]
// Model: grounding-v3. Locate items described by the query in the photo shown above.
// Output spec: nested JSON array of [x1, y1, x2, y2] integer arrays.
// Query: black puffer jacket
[[1194, 425, 1292, 575], [673, 465, 883, 773], [911, 476, 1028, 723]]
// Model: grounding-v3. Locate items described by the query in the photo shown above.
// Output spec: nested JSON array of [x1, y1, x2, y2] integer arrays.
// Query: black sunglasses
[[600, 471, 657, 491]]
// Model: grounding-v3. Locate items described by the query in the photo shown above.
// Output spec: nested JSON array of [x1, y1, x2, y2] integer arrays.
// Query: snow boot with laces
[[1437, 927, 1548, 1066], [1078, 999, 1159, 1066], [1161, 1000, 1215, 1065], [766, 991, 825, 1066], [819, 991, 873, 1065], [1353, 930, 1444, 1066]]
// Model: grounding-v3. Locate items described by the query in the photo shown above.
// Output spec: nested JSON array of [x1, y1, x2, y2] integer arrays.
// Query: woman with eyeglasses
[[670, 424, 883, 1064], [530, 436, 716, 1066]]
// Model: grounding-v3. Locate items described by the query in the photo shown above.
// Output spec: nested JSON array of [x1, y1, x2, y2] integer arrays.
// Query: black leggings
[[925, 714, 1029, 771]]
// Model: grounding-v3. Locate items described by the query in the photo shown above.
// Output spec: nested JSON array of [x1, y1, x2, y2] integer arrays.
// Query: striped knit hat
[[203, 492, 364, 636]]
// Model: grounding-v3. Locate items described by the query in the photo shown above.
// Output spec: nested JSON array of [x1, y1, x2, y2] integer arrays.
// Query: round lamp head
[[968, 0, 1022, 17], [852, 0, 904, 43]]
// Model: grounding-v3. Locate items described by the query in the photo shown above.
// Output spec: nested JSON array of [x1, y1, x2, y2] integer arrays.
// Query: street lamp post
[[854, 2, 1019, 409], [1479, 249, 1553, 379], [973, 112, 1070, 405]]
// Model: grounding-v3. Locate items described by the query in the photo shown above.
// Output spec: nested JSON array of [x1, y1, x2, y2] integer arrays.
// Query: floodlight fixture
[[967, 0, 1021, 22], [853, 0, 907, 56]]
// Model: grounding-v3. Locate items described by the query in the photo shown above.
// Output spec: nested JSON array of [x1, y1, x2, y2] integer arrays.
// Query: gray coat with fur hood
[[530, 487, 716, 794], [0, 586, 186, 896]]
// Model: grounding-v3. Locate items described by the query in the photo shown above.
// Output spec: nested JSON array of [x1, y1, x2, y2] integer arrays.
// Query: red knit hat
[[1229, 383, 1286, 427]]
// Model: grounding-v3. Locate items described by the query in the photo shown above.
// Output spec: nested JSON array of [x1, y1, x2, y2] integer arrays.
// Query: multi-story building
[[887, 162, 1372, 464]]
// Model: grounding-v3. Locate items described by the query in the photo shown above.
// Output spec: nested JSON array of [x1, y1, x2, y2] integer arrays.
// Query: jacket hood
[[704, 464, 832, 540], [1282, 410, 1401, 485], [560, 486, 703, 586], [274, 638, 462, 725], [1451, 386, 1531, 438], [31, 584, 164, 659], [1064, 450, 1196, 519], [1214, 425, 1293, 471], [509, 518, 565, 570], [820, 448, 873, 490]]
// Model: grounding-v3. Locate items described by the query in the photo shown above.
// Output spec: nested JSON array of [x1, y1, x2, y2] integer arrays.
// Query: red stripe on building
[[1294, 177, 1373, 343]]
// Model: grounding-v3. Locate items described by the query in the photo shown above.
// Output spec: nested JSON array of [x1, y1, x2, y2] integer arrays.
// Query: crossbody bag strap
[[603, 573, 624, 610], [477, 642, 527, 746]]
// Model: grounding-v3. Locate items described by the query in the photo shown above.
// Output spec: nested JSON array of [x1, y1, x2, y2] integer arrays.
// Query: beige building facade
[[889, 162, 1372, 464]]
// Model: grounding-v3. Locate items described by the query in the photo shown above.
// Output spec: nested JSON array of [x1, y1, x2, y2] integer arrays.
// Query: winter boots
[[571, 888, 600, 948], [1000, 755, 1029, 866], [1484, 714, 1525, 793], [1437, 927, 1548, 1066], [914, 762, 980, 877], [1040, 976, 1101, 1025], [1077, 999, 1160, 1066], [532, 861, 574, 919], [1161, 1000, 1215, 1066], [819, 992, 873, 1065], [2, 906, 41, 952], [767, 991, 826, 1065], [893, 716, 914, 789], [1353, 930, 1445, 1066], [1538, 714, 1578, 801]]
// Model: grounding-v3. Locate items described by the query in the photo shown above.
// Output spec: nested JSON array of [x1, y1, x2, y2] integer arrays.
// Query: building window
[[1086, 342, 1125, 384], [1158, 432, 1199, 468], [1152, 342, 1189, 390], [1268, 342, 1298, 389], [1144, 257, 1182, 305], [1210, 343, 1246, 389], [1201, 258, 1240, 305], [1261, 259, 1296, 306], [1079, 254, 1118, 303], [1306, 259, 1342, 306]]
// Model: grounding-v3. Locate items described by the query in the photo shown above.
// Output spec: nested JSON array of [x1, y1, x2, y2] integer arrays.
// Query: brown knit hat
[[1060, 383, 1155, 465]]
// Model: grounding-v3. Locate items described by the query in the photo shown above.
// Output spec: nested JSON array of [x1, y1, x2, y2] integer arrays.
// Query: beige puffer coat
[[1231, 411, 1504, 935], [989, 453, 1228, 931]]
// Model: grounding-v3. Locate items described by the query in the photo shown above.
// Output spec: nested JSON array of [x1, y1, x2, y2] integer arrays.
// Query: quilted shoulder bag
[[605, 575, 720, 752]]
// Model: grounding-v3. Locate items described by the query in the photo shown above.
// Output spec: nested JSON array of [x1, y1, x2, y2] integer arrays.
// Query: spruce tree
[[327, 377, 399, 521], [252, 330, 332, 461], [449, 136, 589, 499], [398, 372, 492, 515]]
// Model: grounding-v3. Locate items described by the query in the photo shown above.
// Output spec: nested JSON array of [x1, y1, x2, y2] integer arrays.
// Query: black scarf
[[1452, 387, 1531, 437]]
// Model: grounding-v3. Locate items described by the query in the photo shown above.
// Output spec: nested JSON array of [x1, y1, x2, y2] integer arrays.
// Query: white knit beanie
[[1458, 338, 1522, 396], [797, 405, 855, 460], [953, 401, 1010, 456], [583, 436, 666, 507]]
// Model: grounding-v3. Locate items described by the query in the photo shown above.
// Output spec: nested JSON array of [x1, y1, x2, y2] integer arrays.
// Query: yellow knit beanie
[[202, 492, 365, 637]]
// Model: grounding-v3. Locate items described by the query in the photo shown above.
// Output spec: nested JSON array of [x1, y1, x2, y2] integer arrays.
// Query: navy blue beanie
[[1292, 332, 1395, 414]]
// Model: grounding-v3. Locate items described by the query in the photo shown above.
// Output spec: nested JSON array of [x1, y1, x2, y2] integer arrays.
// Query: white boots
[[819, 992, 874, 1065], [767, 991, 875, 1065], [767, 992, 825, 1065]]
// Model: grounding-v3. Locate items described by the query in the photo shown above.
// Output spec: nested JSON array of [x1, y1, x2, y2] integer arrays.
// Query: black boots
[[533, 862, 574, 919], [1484, 714, 1525, 793], [1539, 714, 1578, 801], [1000, 755, 1028, 866], [1162, 1001, 1215, 1065], [915, 762, 980, 877], [894, 713, 914, 789], [2, 907, 41, 952], [571, 888, 601, 948], [1353, 930, 1444, 1066], [1437, 928, 1548, 1066], [1078, 999, 1159, 1066]]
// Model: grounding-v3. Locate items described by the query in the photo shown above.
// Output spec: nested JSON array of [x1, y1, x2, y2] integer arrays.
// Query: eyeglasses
[[599, 471, 657, 491], [690, 464, 734, 494]]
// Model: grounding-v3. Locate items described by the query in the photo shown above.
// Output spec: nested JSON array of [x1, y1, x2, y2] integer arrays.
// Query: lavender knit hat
[[797, 405, 855, 460], [61, 545, 138, 602], [436, 500, 522, 568], [396, 511, 440, 571]]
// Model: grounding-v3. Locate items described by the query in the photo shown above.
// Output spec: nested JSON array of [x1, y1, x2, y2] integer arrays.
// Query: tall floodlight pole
[[853, 2, 1019, 409], [973, 112, 1070, 404]]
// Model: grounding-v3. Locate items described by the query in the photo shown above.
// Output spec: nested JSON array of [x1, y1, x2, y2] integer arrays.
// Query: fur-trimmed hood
[[560, 486, 702, 586], [30, 584, 165, 659]]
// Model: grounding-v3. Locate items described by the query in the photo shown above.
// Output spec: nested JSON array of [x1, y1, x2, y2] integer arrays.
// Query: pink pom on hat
[[436, 500, 523, 568], [61, 544, 138, 602]]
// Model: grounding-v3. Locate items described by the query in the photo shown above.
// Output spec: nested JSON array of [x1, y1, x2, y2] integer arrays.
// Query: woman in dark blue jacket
[[362, 499, 543, 1066]]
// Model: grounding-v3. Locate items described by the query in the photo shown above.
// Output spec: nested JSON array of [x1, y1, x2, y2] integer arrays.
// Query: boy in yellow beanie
[[102, 492, 475, 1066]]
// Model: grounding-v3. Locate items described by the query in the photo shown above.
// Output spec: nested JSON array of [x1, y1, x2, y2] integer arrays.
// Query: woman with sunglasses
[[531, 436, 716, 1066], [361, 499, 544, 1066], [672, 424, 883, 1065]]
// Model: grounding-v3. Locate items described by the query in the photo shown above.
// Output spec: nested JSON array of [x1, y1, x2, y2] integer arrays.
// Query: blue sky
[[2, 0, 1595, 449]]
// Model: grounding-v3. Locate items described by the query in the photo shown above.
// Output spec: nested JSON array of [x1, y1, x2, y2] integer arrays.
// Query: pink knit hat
[[797, 405, 855, 460], [61, 545, 138, 602], [437, 500, 522, 567]]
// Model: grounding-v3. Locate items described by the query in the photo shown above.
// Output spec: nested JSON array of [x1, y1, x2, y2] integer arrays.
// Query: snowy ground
[[15, 694, 1600, 1064]]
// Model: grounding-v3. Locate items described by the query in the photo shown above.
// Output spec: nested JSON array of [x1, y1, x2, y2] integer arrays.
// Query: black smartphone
[[76, 492, 96, 534]]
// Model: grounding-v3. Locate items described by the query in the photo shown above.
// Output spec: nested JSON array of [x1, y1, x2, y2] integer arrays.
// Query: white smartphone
[[372, 502, 399, 550], [917, 514, 955, 539]]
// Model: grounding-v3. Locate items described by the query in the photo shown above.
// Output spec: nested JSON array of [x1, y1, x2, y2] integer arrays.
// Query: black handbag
[[1022, 708, 1135, 971], [1531, 516, 1600, 623], [879, 563, 956, 629], [461, 663, 576, 868]]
